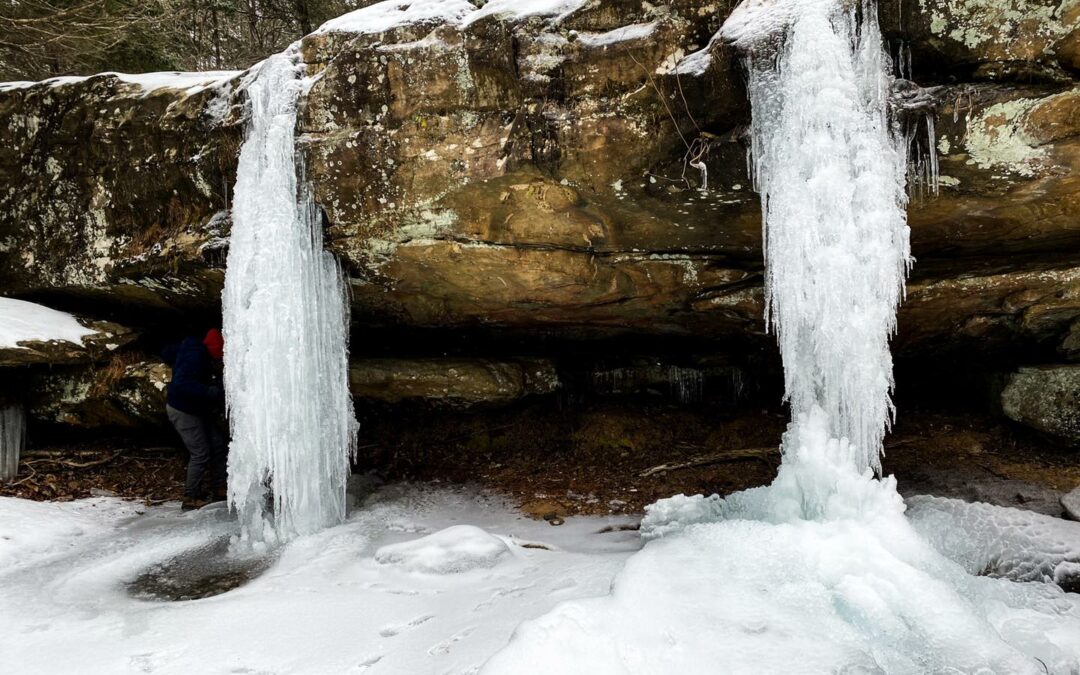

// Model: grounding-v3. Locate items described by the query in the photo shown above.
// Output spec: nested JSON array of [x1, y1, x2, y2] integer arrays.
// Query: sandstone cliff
[[1, 0, 1077, 443]]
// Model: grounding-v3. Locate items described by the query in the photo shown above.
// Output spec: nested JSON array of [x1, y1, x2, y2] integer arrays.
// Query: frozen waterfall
[[223, 50, 358, 545], [732, 0, 910, 478]]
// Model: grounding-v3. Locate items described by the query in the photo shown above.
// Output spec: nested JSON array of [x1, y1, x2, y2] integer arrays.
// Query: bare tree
[[0, 0, 353, 81]]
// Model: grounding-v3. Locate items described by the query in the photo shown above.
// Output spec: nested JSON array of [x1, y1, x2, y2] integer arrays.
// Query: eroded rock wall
[[1, 0, 1078, 441]]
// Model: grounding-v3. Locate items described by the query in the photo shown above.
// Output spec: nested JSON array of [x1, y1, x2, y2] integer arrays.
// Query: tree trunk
[[293, 0, 312, 37]]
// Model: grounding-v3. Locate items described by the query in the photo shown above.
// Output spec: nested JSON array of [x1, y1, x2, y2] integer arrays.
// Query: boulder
[[1061, 319, 1080, 361], [301, 8, 1080, 353], [1001, 365, 1080, 444], [0, 72, 242, 312], [1064, 486, 1080, 521]]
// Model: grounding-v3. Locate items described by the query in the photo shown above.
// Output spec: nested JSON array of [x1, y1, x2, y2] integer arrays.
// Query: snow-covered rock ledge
[[0, 298, 135, 367]]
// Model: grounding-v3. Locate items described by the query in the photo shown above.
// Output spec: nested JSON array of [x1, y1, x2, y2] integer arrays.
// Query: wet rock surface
[[127, 534, 275, 602]]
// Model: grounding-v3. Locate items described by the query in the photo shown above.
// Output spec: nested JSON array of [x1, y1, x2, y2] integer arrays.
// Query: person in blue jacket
[[162, 329, 227, 510]]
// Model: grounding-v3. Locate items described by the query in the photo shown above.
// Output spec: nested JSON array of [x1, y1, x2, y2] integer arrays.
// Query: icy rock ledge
[[374, 525, 511, 574], [907, 495, 1080, 592]]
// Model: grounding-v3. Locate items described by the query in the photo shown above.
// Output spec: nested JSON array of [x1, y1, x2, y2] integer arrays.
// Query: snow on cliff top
[[0, 298, 94, 349], [0, 70, 239, 95], [315, 0, 588, 33], [1, 0, 629, 94]]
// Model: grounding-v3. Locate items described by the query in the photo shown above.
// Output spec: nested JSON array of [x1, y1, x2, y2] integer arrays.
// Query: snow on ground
[[0, 297, 95, 349], [0, 482, 639, 675], [3, 478, 1080, 674]]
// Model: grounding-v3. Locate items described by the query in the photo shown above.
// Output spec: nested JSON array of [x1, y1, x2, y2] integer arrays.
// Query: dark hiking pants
[[166, 404, 228, 499]]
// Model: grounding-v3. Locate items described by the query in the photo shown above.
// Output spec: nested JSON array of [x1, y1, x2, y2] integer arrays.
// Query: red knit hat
[[203, 328, 224, 360]]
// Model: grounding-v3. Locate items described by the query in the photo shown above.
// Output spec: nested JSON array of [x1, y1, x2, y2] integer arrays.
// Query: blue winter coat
[[163, 337, 223, 416]]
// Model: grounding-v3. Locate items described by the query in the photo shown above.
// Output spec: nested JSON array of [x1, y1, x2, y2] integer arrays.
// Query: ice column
[[0, 405, 26, 481], [223, 51, 358, 544], [723, 0, 911, 476]]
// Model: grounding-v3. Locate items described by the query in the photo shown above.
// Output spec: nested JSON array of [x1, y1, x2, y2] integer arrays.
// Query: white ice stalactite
[[730, 0, 911, 479], [0, 405, 26, 481], [223, 50, 358, 546]]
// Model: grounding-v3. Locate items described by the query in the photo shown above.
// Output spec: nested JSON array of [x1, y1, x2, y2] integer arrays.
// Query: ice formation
[[0, 406, 25, 481], [223, 50, 358, 545], [908, 496, 1080, 590], [735, 0, 910, 475], [482, 1, 1080, 672]]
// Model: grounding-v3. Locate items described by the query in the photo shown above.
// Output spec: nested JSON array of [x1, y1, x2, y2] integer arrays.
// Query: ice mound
[[374, 525, 511, 574], [908, 495, 1080, 591], [485, 417, 1080, 674], [486, 489, 1080, 672]]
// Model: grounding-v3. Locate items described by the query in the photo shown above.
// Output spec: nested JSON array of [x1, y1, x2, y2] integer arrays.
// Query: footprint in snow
[[379, 614, 435, 637], [427, 626, 476, 656]]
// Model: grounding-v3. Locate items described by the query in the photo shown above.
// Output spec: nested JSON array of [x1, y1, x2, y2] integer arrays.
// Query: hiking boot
[[181, 496, 211, 511], [209, 486, 228, 503]]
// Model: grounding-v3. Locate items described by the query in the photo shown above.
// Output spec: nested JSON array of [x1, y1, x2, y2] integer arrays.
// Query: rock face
[[0, 72, 242, 311], [1002, 365, 1080, 444], [28, 357, 172, 429], [24, 356, 561, 429], [349, 358, 559, 407], [1, 1, 1079, 423]]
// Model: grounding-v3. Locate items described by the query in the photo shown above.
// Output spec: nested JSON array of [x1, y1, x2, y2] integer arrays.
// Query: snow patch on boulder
[[315, 0, 588, 35], [0, 297, 94, 349], [316, 0, 476, 34]]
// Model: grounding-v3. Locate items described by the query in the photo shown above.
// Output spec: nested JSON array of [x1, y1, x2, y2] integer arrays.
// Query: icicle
[[223, 50, 358, 546], [667, 367, 704, 404], [0, 405, 26, 481], [925, 113, 939, 195]]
